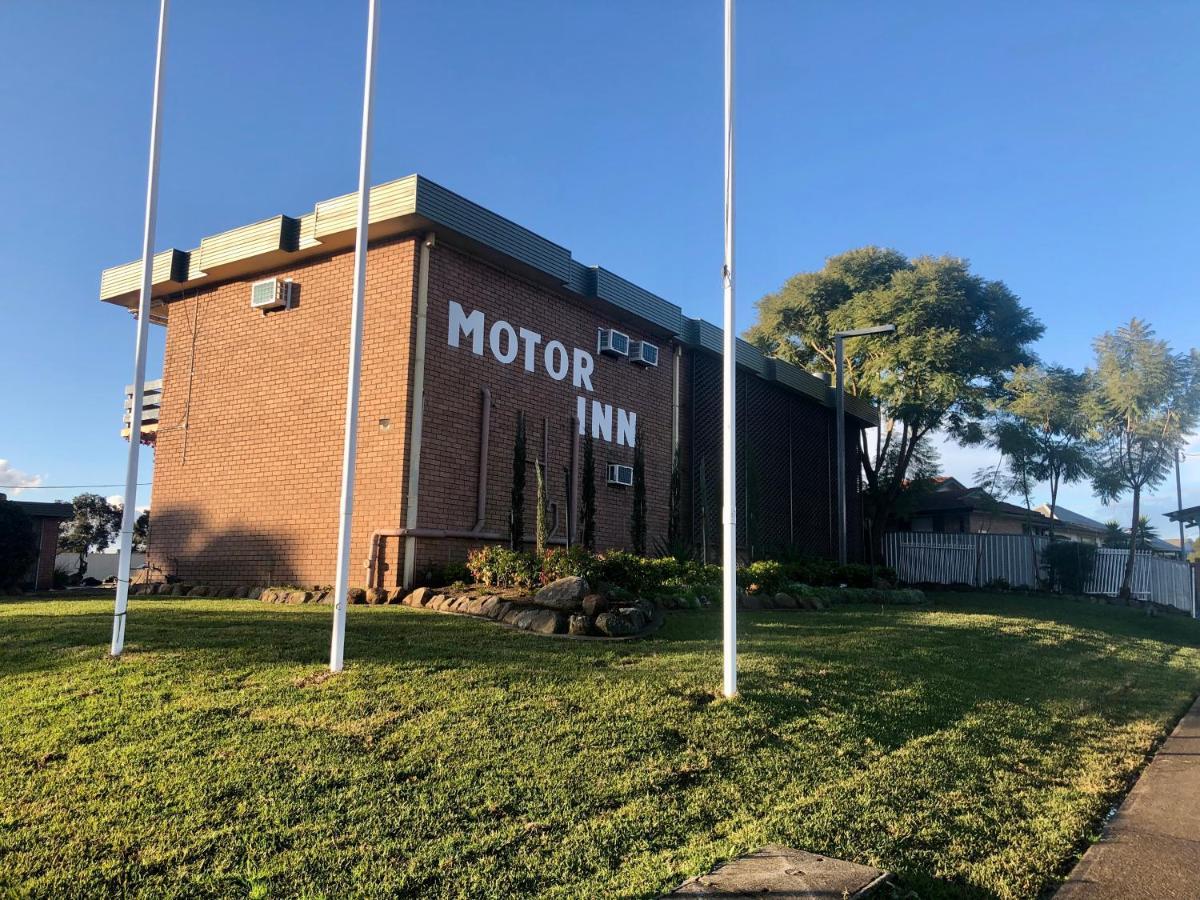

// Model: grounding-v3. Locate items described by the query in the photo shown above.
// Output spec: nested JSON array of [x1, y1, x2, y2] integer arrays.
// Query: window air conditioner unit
[[597, 328, 630, 358], [250, 277, 294, 311], [607, 463, 634, 487], [629, 340, 659, 367]]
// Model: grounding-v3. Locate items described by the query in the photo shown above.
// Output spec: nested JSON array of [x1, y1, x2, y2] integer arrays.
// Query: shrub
[[466, 545, 537, 589], [1042, 540, 1097, 595], [738, 560, 786, 594], [595, 550, 652, 594], [738, 558, 895, 592], [539, 546, 601, 585]]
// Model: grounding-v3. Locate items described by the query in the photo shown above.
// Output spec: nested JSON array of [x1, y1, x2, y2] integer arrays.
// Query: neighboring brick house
[[98, 175, 877, 589], [0, 494, 71, 590], [899, 477, 1040, 536]]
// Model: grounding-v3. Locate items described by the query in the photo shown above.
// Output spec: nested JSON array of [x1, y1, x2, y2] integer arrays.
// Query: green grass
[[2, 593, 1199, 899]]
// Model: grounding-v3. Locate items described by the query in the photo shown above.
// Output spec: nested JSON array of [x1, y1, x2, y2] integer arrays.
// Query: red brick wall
[[405, 243, 675, 577], [143, 230, 861, 588], [33, 518, 61, 590], [148, 238, 419, 588]]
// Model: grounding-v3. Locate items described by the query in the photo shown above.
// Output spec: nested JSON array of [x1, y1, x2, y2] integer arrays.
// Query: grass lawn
[[2, 593, 1199, 899]]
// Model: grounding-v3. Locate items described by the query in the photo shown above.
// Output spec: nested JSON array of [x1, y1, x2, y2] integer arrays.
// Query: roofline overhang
[[99, 174, 881, 426]]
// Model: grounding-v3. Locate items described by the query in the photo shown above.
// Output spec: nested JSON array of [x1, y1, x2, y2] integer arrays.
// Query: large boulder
[[514, 608, 566, 634], [582, 593, 608, 617], [533, 576, 589, 612], [739, 593, 762, 611], [615, 607, 647, 632], [595, 611, 637, 637]]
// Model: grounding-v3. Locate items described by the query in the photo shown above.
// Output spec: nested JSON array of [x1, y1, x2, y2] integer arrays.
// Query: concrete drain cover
[[668, 844, 890, 898]]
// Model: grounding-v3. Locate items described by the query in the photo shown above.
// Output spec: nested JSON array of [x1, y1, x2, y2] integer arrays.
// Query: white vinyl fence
[[883, 532, 1196, 614], [884, 532, 1047, 589], [1085, 548, 1195, 614]]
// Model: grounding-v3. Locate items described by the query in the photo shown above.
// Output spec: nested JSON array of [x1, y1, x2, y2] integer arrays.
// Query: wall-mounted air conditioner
[[629, 340, 659, 367], [250, 277, 295, 312], [597, 328, 630, 357], [607, 463, 634, 487]]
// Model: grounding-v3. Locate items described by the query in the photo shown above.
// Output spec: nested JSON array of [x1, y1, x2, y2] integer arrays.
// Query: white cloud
[[0, 459, 45, 496]]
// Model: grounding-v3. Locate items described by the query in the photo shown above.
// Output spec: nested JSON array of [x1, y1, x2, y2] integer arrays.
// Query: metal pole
[[330, 0, 379, 673], [721, 0, 738, 699], [111, 0, 169, 657], [835, 334, 846, 565], [1175, 450, 1186, 559]]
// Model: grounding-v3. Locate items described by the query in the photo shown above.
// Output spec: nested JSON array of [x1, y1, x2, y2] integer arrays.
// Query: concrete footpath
[[1056, 696, 1200, 899]]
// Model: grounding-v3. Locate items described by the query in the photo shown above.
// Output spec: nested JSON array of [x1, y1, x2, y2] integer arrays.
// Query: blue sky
[[1, 0, 1198, 531]]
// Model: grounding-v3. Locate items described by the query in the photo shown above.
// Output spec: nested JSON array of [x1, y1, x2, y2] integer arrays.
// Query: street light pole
[[833, 324, 895, 565], [1175, 449, 1186, 560]]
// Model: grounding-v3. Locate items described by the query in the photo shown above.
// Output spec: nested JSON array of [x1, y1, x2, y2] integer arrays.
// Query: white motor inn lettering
[[448, 300, 637, 447]]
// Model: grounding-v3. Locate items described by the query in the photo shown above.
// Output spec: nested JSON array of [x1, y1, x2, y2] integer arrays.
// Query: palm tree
[[1102, 520, 1128, 549]]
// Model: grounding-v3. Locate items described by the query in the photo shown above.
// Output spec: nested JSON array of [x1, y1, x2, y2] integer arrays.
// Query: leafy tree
[[0, 502, 36, 589], [132, 510, 150, 553], [579, 432, 596, 551], [58, 493, 121, 578], [630, 425, 647, 555], [1086, 320, 1200, 597], [510, 412, 527, 550], [748, 247, 1043, 555], [534, 459, 548, 558], [1001, 365, 1094, 537]]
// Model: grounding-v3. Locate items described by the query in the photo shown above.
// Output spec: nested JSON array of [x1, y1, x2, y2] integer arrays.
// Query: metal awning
[[1166, 505, 1200, 528]]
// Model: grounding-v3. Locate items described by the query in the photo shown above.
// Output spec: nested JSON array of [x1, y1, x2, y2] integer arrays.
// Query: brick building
[[0, 495, 71, 590], [99, 176, 876, 589]]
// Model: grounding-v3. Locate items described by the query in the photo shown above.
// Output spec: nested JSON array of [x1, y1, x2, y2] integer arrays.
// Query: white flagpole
[[111, 0, 169, 657], [721, 0, 738, 698], [330, 0, 380, 673]]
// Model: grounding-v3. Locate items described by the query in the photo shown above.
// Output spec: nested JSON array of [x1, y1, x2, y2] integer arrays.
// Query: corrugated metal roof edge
[[98, 173, 878, 426]]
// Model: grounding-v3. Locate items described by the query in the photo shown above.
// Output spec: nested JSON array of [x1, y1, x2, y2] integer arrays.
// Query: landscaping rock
[[491, 600, 512, 621], [386, 588, 406, 604], [230, 586, 246, 599], [312, 590, 330, 605], [615, 607, 647, 632], [285, 590, 308, 605], [501, 606, 522, 625], [582, 593, 608, 617], [187, 586, 208, 597], [346, 587, 367, 605], [568, 614, 592, 636], [740, 593, 762, 611], [477, 596, 501, 618], [774, 592, 798, 610], [533, 576, 589, 612], [595, 611, 637, 637], [365, 588, 387, 605], [403, 586, 432, 608], [530, 610, 567, 634]]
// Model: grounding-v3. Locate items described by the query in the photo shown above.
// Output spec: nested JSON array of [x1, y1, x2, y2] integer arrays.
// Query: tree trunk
[[1120, 488, 1141, 600]]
